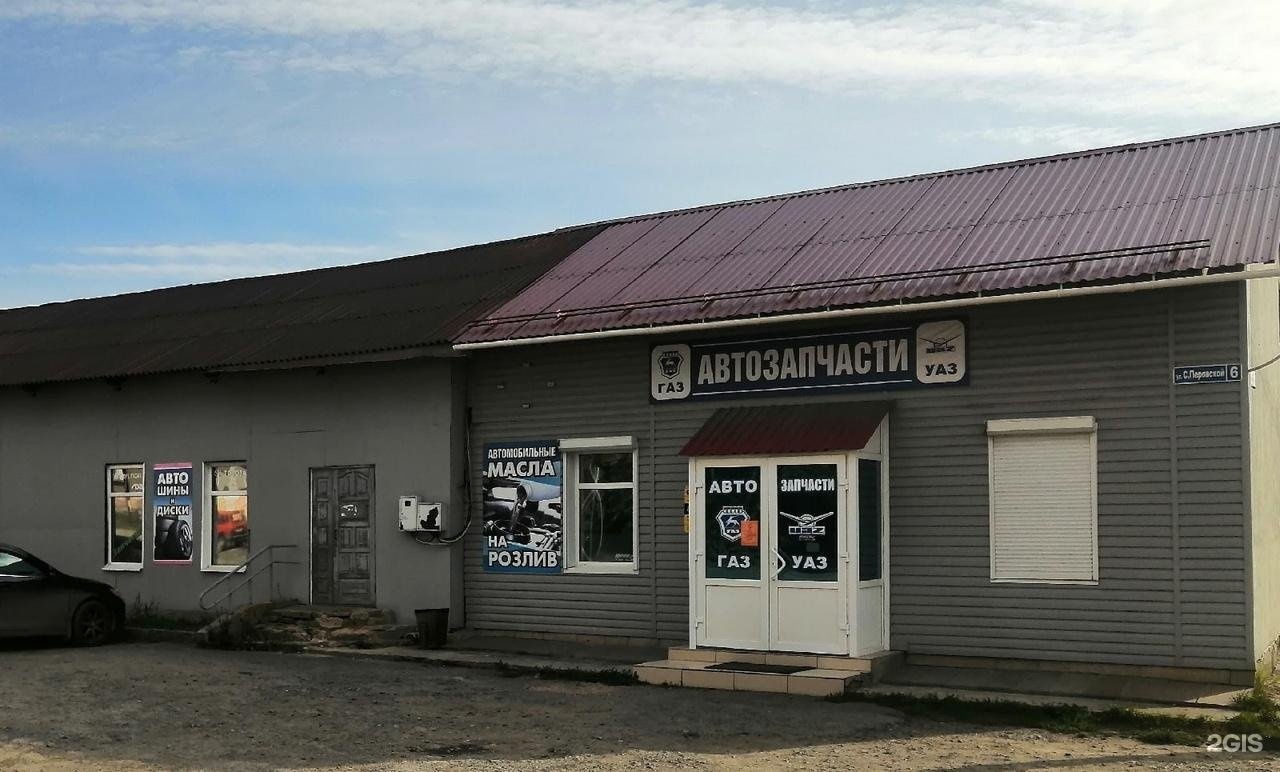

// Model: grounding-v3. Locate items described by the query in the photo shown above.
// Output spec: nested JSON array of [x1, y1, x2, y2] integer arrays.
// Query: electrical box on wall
[[398, 495, 445, 533]]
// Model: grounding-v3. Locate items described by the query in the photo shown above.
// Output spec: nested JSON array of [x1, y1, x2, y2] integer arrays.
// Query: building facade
[[0, 228, 599, 626], [462, 282, 1279, 676], [2, 123, 1279, 684], [0, 359, 466, 624]]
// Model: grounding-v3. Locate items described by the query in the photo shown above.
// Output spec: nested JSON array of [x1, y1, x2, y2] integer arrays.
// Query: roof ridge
[[557, 121, 1280, 230]]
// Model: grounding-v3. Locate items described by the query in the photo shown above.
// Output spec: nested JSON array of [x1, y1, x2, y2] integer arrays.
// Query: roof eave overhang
[[1, 343, 462, 390], [454, 264, 1280, 351]]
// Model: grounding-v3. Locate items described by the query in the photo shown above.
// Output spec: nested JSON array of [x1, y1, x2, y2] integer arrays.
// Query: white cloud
[[2, 0, 1276, 122], [36, 241, 391, 282], [945, 124, 1155, 153]]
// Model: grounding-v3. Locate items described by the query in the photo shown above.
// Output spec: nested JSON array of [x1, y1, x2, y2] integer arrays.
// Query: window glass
[[212, 464, 247, 493], [107, 464, 144, 567], [858, 459, 882, 582], [577, 453, 632, 484], [776, 463, 840, 582], [576, 488, 634, 563], [568, 448, 636, 569], [110, 466, 144, 495], [210, 464, 249, 567], [0, 551, 41, 577], [704, 465, 761, 580]]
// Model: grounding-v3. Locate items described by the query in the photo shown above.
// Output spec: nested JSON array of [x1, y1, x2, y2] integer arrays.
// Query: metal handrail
[[198, 543, 300, 612]]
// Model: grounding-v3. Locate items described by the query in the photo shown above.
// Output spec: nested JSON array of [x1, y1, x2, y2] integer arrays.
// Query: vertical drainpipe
[[1239, 278, 1256, 671], [649, 403, 659, 643], [1167, 293, 1183, 665]]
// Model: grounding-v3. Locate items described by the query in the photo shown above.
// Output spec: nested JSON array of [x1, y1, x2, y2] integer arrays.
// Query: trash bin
[[414, 608, 449, 649]]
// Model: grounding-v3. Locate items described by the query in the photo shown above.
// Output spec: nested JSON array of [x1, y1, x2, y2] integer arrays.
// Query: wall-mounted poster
[[152, 462, 194, 563], [482, 441, 563, 574]]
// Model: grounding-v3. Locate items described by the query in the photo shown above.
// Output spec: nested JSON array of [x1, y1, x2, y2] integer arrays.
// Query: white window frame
[[561, 436, 639, 575], [987, 416, 1099, 585], [104, 463, 145, 572], [202, 461, 249, 573]]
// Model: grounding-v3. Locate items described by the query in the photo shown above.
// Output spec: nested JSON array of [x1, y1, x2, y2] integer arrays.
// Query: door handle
[[772, 550, 785, 579]]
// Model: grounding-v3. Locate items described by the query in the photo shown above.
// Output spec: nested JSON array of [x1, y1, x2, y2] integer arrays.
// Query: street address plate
[[1172, 364, 1241, 385]]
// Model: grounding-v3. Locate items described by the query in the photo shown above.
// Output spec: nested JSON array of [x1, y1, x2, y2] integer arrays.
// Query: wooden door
[[311, 466, 376, 606]]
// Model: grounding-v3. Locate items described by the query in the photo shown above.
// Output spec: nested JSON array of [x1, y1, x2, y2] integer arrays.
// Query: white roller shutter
[[987, 417, 1097, 584]]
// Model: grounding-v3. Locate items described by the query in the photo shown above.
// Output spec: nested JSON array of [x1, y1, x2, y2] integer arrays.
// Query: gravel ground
[[0, 641, 1275, 771]]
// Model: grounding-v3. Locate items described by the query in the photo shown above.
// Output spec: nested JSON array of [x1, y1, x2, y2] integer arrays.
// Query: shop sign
[[650, 319, 967, 402], [152, 462, 194, 564], [1173, 364, 1241, 385], [482, 441, 563, 574]]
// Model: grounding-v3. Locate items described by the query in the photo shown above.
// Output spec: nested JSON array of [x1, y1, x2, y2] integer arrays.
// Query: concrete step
[[266, 605, 396, 626], [635, 658, 864, 697], [666, 646, 902, 681]]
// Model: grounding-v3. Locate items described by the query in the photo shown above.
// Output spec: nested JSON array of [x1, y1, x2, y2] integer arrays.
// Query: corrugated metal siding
[[464, 284, 1249, 669], [459, 123, 1280, 344]]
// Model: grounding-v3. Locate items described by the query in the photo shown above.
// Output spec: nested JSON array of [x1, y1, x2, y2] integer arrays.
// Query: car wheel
[[176, 520, 193, 559], [71, 599, 112, 646]]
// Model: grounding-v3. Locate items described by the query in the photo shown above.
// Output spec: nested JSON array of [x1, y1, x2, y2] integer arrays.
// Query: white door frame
[[768, 453, 849, 654], [689, 456, 769, 651]]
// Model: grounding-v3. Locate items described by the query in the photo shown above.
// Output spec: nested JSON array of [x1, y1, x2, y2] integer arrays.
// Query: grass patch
[[831, 683, 1280, 751], [492, 660, 639, 686]]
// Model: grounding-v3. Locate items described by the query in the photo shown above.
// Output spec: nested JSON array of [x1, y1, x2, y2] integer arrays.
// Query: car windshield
[[0, 550, 42, 577]]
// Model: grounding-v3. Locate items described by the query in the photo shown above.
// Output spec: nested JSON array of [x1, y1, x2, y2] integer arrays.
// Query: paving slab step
[[636, 658, 863, 697], [665, 646, 898, 678]]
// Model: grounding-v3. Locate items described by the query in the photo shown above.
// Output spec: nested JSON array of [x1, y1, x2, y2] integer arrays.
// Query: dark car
[[0, 543, 126, 645]]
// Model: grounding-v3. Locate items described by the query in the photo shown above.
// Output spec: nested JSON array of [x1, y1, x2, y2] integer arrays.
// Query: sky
[[0, 0, 1276, 309]]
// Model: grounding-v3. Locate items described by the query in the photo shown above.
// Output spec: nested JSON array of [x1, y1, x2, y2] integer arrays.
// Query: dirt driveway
[[0, 641, 1274, 771]]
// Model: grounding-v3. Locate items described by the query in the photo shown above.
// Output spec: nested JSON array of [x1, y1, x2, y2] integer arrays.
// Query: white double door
[[692, 455, 851, 655]]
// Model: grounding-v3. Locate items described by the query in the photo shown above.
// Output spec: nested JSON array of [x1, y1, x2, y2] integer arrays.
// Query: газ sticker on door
[[705, 467, 761, 579], [650, 319, 967, 402]]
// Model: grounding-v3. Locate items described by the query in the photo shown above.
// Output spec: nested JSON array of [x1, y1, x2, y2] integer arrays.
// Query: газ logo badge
[[658, 349, 684, 379], [715, 506, 750, 541], [650, 343, 692, 401]]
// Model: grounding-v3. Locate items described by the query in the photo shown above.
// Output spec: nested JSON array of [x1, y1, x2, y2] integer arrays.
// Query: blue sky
[[0, 0, 1275, 308]]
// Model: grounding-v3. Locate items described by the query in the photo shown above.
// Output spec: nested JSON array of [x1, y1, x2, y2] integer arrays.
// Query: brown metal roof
[[459, 123, 1280, 344], [0, 227, 602, 386], [679, 402, 888, 456]]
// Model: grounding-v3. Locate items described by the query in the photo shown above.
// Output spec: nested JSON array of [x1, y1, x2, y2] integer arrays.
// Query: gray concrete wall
[[464, 284, 1253, 670], [1246, 270, 1280, 665], [0, 359, 462, 626]]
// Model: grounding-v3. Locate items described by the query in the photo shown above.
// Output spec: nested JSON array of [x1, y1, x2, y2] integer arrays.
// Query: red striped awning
[[679, 402, 888, 456]]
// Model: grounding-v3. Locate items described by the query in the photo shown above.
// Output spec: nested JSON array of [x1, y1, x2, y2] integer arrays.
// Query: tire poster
[[152, 462, 194, 564], [482, 441, 563, 574]]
